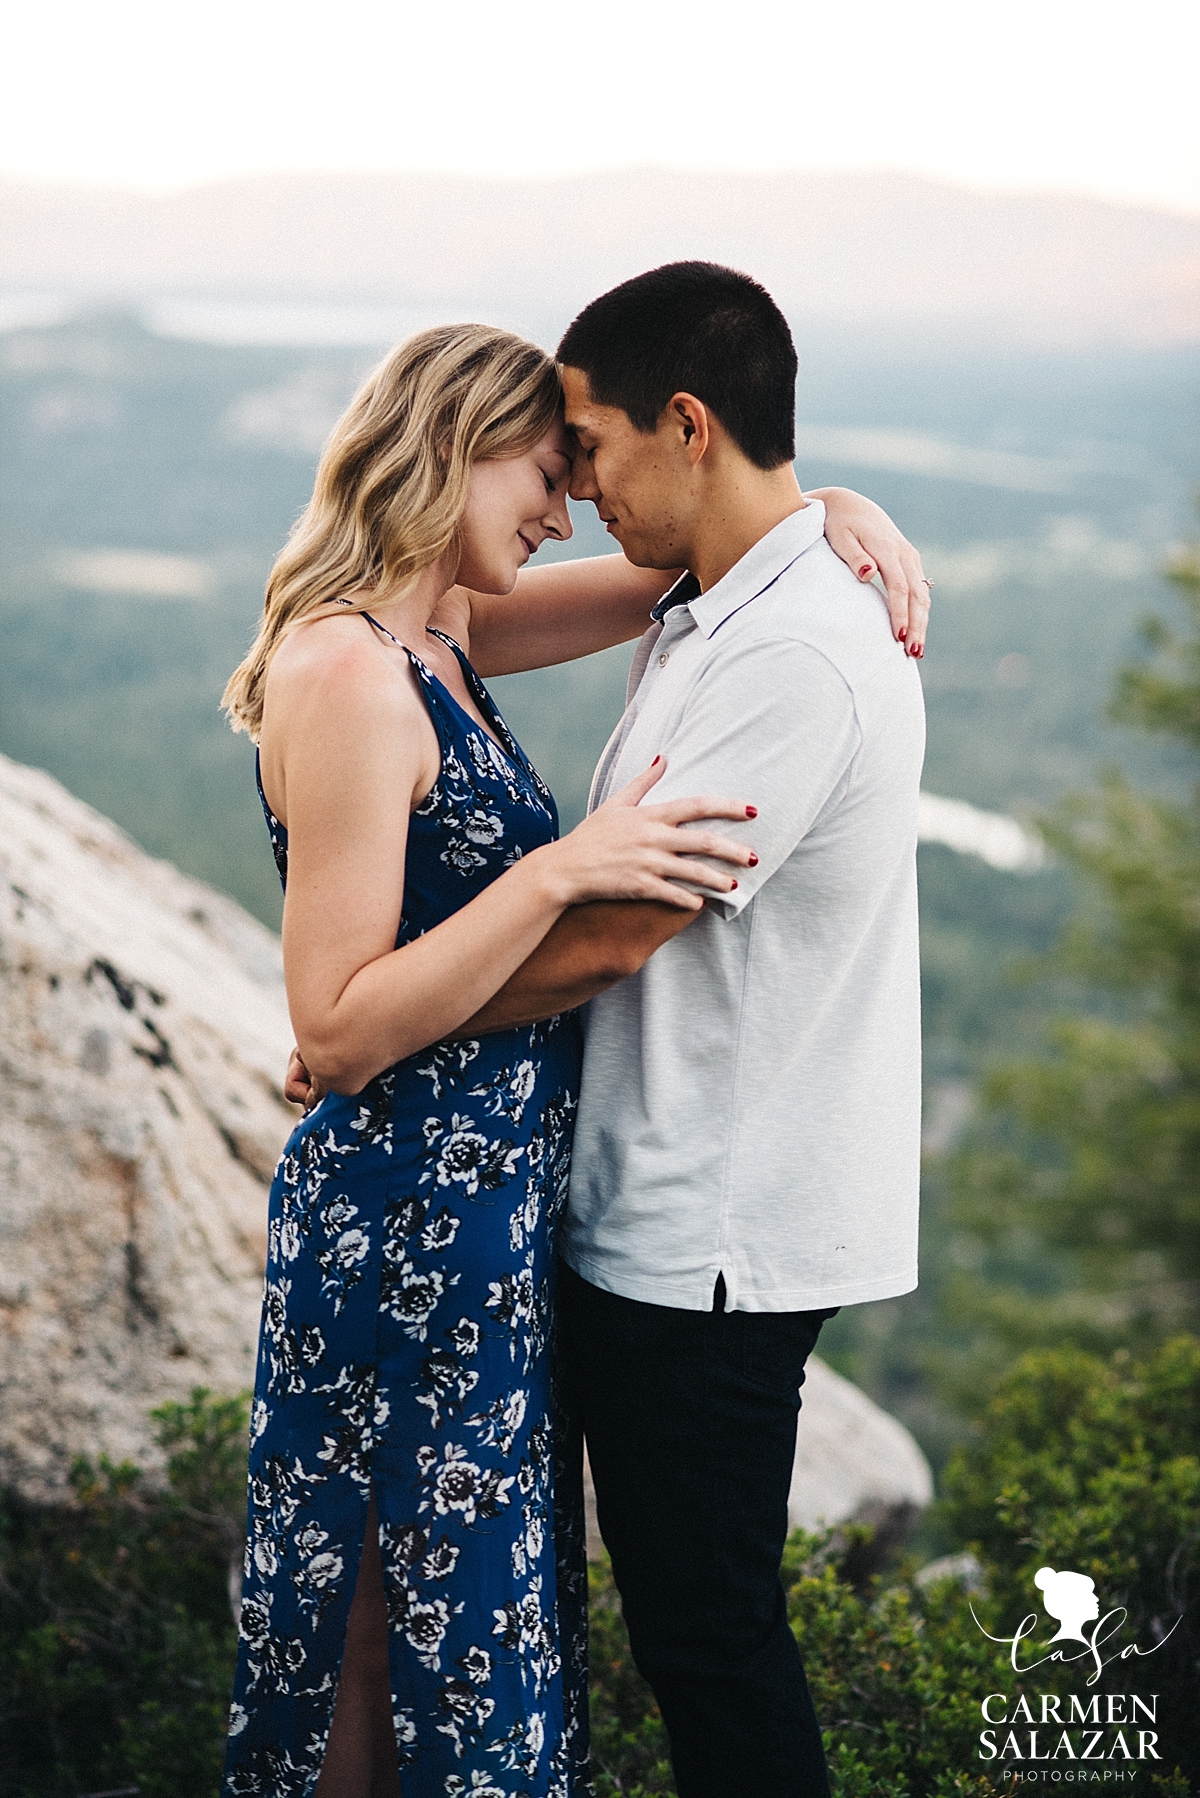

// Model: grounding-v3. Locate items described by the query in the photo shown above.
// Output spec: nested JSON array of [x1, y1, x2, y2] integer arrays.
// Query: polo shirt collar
[[650, 501, 827, 639]]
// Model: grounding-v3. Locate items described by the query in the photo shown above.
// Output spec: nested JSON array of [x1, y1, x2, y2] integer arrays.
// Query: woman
[[221, 323, 928, 1797]]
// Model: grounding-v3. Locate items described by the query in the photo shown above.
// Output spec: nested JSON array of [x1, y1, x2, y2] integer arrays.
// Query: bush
[[0, 1389, 247, 1798], [940, 1336, 1200, 1787]]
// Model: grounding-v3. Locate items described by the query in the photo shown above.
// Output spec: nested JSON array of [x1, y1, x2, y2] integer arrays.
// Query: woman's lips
[[517, 533, 535, 560]]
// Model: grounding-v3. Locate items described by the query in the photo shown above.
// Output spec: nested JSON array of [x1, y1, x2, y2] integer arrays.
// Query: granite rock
[[0, 752, 293, 1500]]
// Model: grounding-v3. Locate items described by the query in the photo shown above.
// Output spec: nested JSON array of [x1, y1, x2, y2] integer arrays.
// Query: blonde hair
[[223, 323, 562, 738]]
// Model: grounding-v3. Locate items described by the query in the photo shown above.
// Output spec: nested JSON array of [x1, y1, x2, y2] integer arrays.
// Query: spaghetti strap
[[325, 595, 405, 649]]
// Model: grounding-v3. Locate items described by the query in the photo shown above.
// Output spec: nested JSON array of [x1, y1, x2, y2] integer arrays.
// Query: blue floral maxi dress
[[223, 624, 588, 1798]]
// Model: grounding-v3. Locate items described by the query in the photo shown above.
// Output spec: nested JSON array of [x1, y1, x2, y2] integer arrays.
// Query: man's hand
[[284, 1047, 325, 1110]]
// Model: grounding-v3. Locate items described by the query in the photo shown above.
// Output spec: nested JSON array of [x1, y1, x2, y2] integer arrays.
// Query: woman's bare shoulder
[[267, 614, 411, 704], [259, 612, 438, 819], [261, 614, 433, 767]]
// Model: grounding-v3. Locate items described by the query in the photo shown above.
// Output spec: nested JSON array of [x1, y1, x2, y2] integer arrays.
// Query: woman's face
[[456, 414, 573, 593]]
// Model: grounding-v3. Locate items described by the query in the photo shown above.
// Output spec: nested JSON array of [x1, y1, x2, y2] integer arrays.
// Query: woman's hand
[[544, 759, 757, 911], [811, 487, 931, 658]]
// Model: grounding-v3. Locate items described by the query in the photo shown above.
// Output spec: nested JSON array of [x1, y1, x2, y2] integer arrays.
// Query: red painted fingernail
[[748, 853, 759, 866], [730, 879, 738, 889], [898, 626, 907, 640], [745, 805, 757, 818], [859, 564, 873, 579], [652, 755, 661, 765]]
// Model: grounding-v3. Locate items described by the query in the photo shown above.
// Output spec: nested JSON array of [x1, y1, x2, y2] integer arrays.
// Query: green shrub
[[0, 1389, 246, 1798], [940, 1337, 1200, 1787]]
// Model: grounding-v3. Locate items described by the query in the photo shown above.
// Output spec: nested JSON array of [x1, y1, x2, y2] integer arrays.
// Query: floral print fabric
[[224, 628, 587, 1797]]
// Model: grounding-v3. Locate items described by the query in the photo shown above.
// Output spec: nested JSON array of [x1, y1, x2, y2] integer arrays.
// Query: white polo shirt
[[560, 503, 925, 1313]]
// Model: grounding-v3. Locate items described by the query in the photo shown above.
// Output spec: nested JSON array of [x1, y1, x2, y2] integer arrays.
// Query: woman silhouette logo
[[1034, 1567, 1101, 1643]]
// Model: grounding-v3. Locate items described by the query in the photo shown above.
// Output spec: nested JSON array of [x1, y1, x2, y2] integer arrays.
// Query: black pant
[[558, 1259, 837, 1798]]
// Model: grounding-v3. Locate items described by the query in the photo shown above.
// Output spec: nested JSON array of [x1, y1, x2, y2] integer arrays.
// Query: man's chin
[[611, 534, 675, 572]]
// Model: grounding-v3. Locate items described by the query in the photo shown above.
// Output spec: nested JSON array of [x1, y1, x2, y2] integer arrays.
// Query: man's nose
[[569, 460, 599, 502]]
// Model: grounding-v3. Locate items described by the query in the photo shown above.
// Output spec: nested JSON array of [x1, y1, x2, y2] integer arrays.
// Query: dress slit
[[314, 1494, 403, 1797]]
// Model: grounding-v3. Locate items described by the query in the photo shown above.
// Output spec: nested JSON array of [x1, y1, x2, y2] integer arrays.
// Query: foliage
[[943, 530, 1200, 1360], [940, 1336, 1200, 1782], [589, 1339, 1199, 1797], [0, 1389, 247, 1798]]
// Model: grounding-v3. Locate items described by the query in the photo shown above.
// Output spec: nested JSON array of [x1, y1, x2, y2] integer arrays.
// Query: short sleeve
[[646, 637, 861, 919]]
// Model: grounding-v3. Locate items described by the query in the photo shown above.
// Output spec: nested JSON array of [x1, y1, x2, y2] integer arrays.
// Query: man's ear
[[666, 392, 711, 464]]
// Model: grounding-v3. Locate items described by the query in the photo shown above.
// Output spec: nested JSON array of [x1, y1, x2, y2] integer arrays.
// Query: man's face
[[561, 365, 697, 570]]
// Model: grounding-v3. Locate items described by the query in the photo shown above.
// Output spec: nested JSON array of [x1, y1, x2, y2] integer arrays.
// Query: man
[[546, 261, 924, 1795], [287, 261, 926, 1794]]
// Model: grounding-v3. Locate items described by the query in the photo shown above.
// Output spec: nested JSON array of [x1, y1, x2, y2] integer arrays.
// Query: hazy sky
[[2, 0, 1197, 213]]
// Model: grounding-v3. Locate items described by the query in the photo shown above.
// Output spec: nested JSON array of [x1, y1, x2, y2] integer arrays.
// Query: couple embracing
[[221, 261, 928, 1798]]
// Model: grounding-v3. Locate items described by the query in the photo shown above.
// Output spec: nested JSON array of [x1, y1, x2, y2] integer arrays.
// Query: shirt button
[[658, 652, 669, 666]]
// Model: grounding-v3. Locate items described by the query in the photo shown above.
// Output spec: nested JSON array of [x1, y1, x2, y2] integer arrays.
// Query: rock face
[[0, 752, 292, 1501], [0, 751, 935, 1542]]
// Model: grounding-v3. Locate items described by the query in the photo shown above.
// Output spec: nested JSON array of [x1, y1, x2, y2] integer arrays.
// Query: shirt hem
[[559, 1244, 918, 1314]]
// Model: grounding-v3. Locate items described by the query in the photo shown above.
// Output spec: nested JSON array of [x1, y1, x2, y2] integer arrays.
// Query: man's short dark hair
[[557, 261, 796, 470]]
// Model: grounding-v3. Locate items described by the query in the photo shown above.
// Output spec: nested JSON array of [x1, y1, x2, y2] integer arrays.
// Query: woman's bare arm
[[283, 899, 697, 1106], [463, 556, 673, 676], [462, 488, 931, 678]]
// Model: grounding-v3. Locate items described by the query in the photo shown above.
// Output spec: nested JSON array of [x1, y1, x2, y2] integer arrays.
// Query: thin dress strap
[[327, 596, 404, 649]]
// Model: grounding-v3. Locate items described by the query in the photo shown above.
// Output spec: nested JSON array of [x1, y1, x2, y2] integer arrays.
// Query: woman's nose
[[543, 488, 572, 541]]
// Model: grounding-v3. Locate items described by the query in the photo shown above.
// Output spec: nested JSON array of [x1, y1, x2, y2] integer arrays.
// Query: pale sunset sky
[[0, 0, 1197, 213]]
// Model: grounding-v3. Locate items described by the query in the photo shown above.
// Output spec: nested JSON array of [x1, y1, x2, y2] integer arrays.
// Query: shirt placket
[[593, 610, 698, 808]]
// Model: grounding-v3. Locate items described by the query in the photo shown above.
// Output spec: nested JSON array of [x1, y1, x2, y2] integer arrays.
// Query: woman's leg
[[314, 1496, 402, 1798]]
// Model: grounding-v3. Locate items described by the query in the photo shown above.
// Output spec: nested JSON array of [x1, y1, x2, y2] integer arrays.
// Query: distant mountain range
[[2, 169, 1198, 348]]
